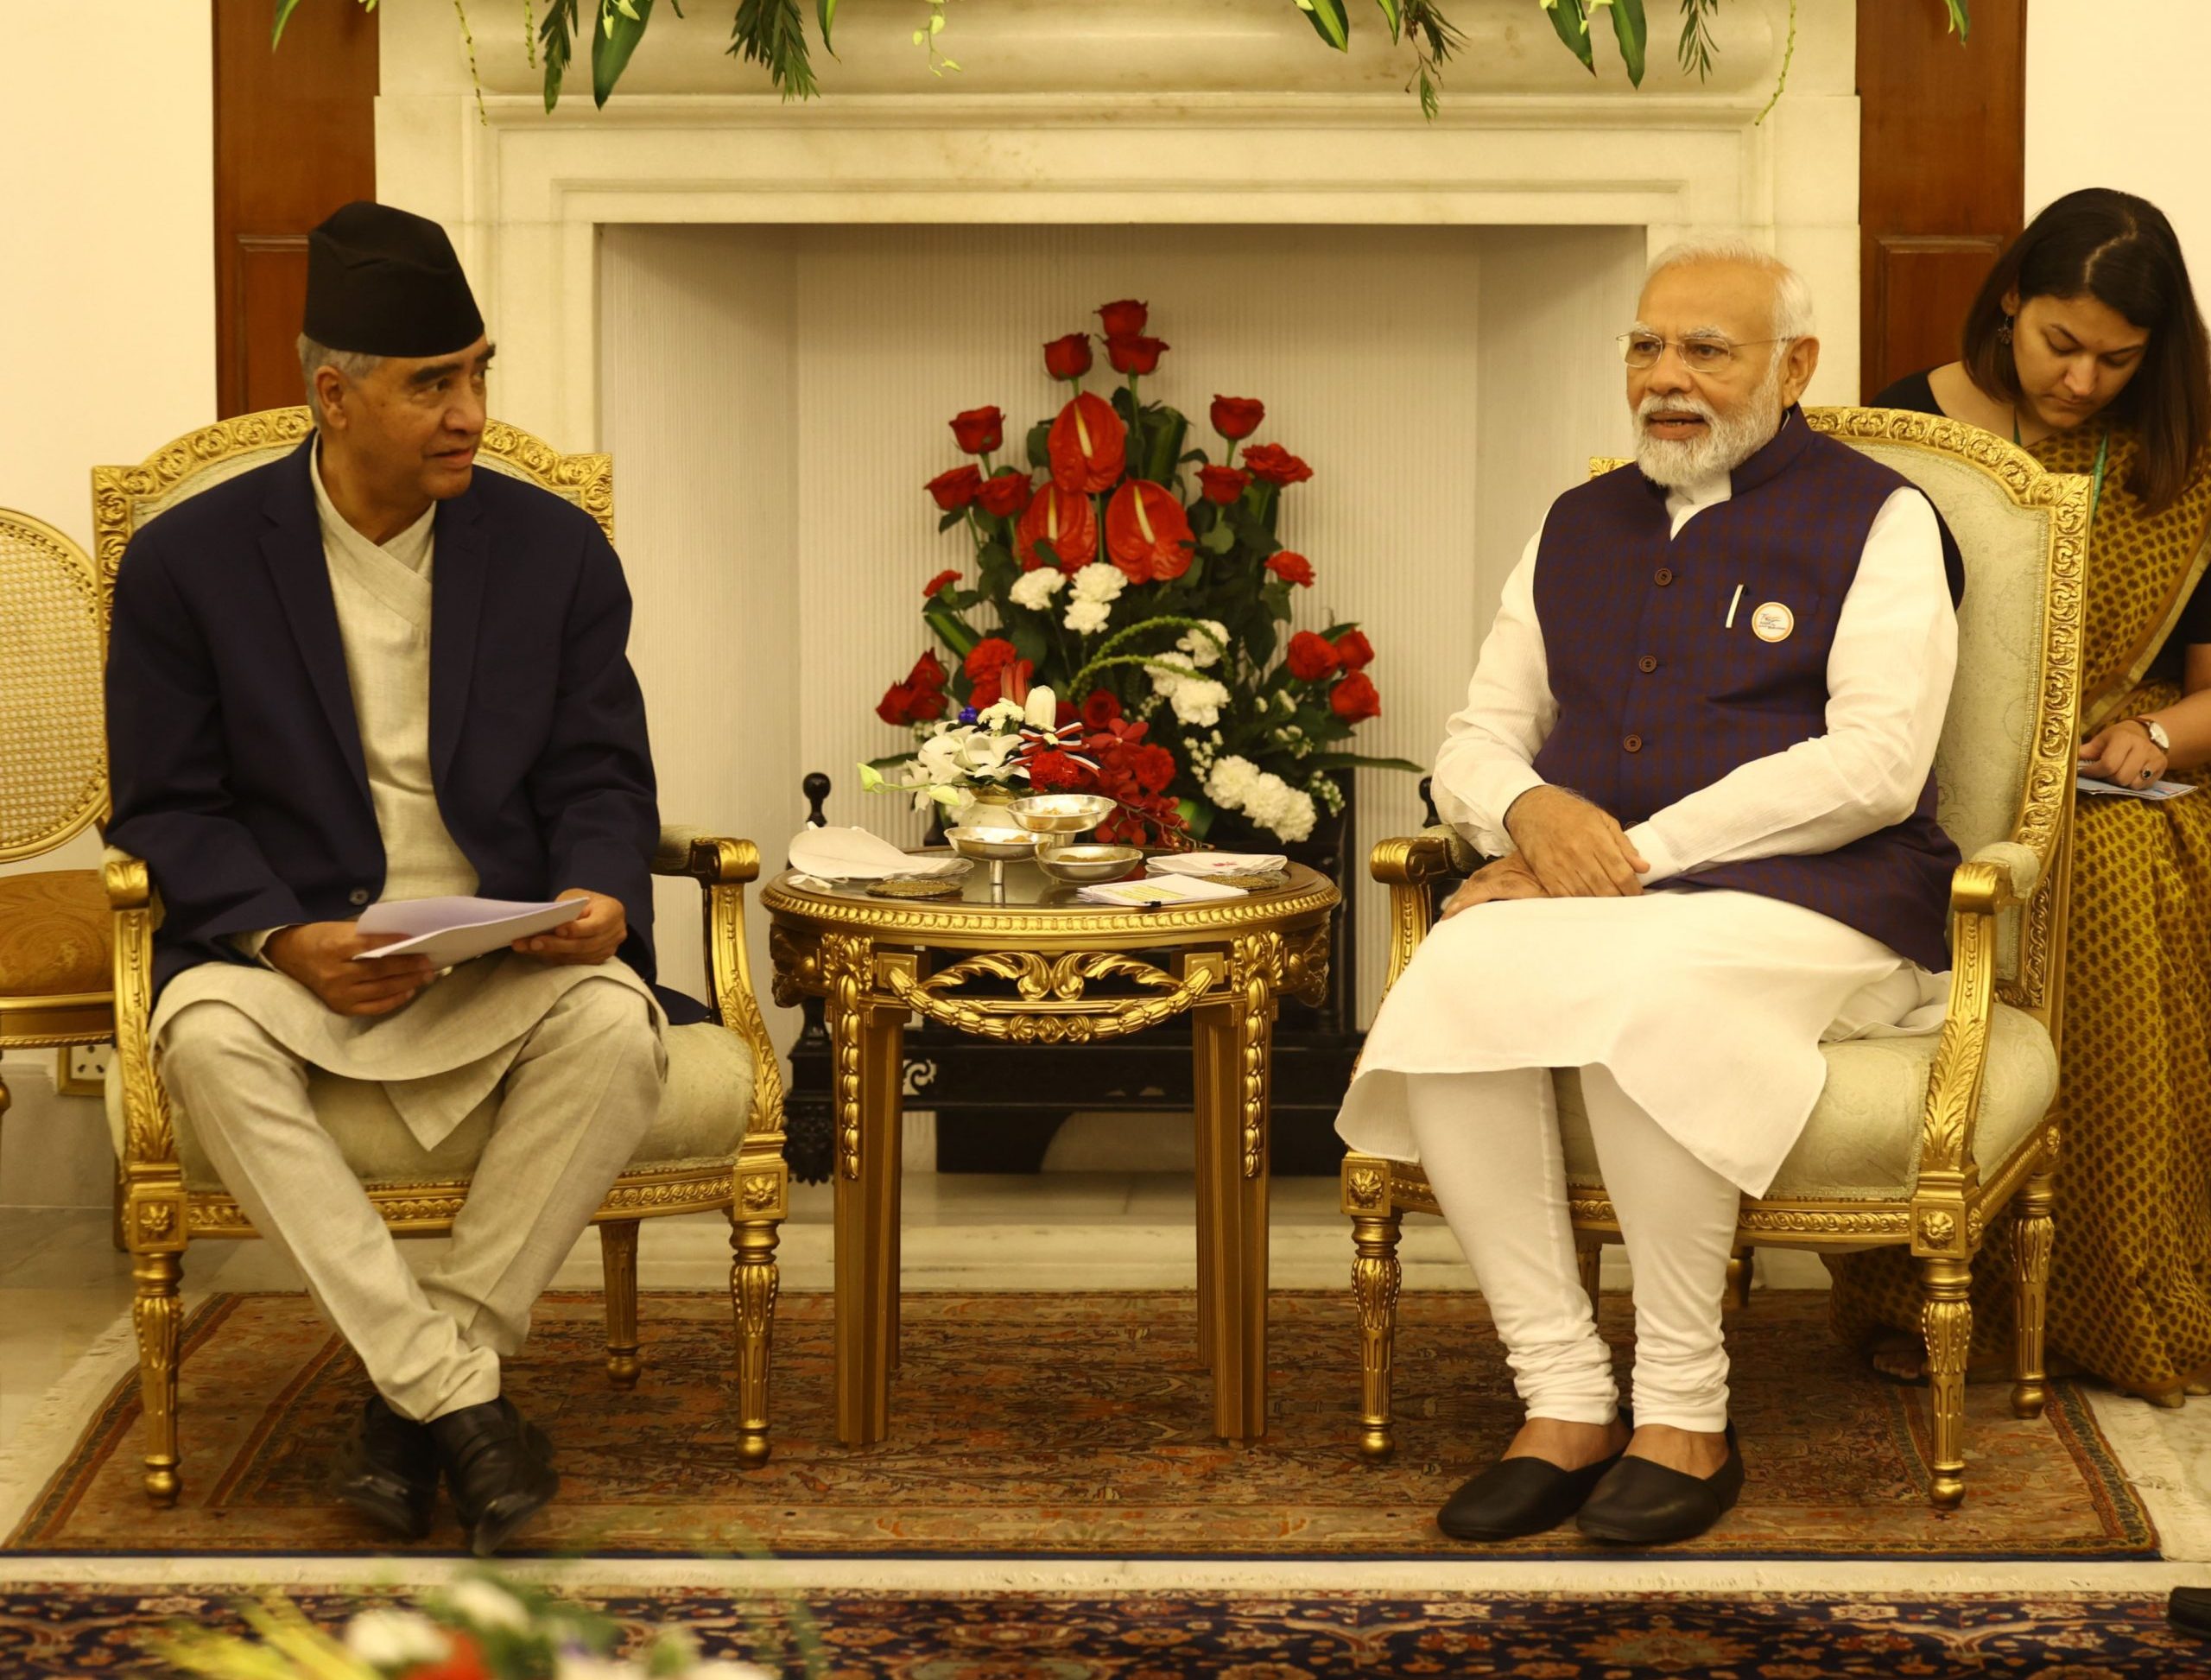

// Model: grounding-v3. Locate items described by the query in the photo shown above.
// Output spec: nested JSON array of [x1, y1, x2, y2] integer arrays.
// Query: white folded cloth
[[788, 827, 964, 881], [1149, 850, 1289, 877]]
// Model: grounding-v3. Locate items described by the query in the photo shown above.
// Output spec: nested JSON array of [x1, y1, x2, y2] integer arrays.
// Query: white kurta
[[151, 449, 663, 1151], [1335, 470, 1958, 1196]]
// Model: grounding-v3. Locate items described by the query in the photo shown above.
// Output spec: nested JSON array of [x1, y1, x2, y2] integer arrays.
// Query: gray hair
[[1644, 236, 1817, 343], [297, 334, 383, 427]]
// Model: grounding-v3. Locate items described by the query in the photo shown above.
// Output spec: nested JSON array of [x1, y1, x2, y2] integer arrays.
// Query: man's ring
[[2143, 769, 2156, 782]]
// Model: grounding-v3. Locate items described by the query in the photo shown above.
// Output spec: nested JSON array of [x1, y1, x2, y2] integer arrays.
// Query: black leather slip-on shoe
[[333, 1395, 440, 1543], [1437, 1449, 1625, 1543], [1575, 1423, 1745, 1545], [428, 1396, 560, 1557]]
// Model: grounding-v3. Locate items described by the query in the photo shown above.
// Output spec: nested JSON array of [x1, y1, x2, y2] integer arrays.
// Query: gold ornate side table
[[764, 858, 1338, 1446]]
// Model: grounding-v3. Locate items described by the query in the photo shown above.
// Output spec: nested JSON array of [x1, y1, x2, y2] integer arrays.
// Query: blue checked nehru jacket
[[1530, 408, 1960, 973]]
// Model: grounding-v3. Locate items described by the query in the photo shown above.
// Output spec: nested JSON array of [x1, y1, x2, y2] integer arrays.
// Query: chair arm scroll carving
[[1371, 830, 1473, 994], [103, 848, 176, 1167], [657, 825, 782, 1141]]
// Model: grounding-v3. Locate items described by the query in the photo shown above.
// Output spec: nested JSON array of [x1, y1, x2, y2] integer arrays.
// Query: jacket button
[[1623, 734, 1644, 753], [1638, 655, 1658, 674], [348, 889, 370, 906], [1653, 567, 1674, 586]]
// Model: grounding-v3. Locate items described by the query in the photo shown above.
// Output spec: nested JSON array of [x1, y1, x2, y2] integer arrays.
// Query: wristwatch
[[2131, 716, 2172, 752]]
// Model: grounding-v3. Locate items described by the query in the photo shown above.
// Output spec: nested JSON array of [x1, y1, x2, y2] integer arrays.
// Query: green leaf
[[1943, 0, 1970, 40], [1178, 798, 1218, 839], [818, 0, 840, 52], [923, 600, 982, 659], [1026, 420, 1053, 471], [1295, 0, 1353, 51], [1372, 0, 1402, 38], [1607, 0, 1646, 86], [729, 0, 818, 99], [1201, 523, 1236, 555], [937, 509, 966, 533], [1298, 751, 1426, 773], [1010, 621, 1048, 669], [1144, 412, 1188, 489], [1544, 0, 1596, 73], [541, 0, 580, 109], [270, 0, 307, 48], [592, 0, 655, 106]]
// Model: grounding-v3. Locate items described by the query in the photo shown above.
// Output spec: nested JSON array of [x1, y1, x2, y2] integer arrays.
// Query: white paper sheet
[[2075, 775, 2197, 802], [352, 896, 586, 966]]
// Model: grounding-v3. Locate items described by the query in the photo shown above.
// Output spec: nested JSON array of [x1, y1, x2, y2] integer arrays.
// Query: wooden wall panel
[[1858, 0, 2026, 399], [213, 0, 377, 418]]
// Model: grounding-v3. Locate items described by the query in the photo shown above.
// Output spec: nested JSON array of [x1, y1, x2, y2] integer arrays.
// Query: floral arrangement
[[153, 1574, 784, 1680], [866, 299, 1419, 849]]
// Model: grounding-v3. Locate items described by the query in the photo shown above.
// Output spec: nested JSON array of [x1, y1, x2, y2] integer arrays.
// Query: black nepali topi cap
[[304, 201, 485, 358]]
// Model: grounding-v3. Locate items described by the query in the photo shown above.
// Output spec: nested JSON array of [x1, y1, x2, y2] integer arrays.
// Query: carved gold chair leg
[[1194, 1105, 1218, 1371], [599, 1218, 643, 1390], [1353, 1208, 1403, 1461], [132, 1247, 183, 1505], [2011, 1130, 2059, 1420], [1919, 1252, 1973, 1509], [1575, 1239, 1604, 1309], [731, 1207, 781, 1468], [1723, 1243, 1756, 1314]]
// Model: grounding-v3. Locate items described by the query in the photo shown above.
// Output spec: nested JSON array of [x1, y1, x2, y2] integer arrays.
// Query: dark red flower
[[1097, 299, 1149, 337], [965, 637, 1020, 687], [1080, 688, 1124, 732], [926, 465, 983, 510], [966, 638, 1034, 710], [1286, 630, 1341, 682], [875, 679, 948, 726], [1106, 333, 1169, 376], [1132, 742, 1175, 793], [1241, 443, 1313, 485], [1104, 479, 1195, 584], [1334, 628, 1375, 671], [1330, 670, 1381, 724], [907, 650, 948, 691], [406, 1632, 492, 1680], [1025, 750, 1088, 792], [1047, 391, 1127, 493], [923, 568, 960, 598], [949, 405, 1005, 455], [1198, 465, 1252, 505], [1210, 396, 1265, 441], [1014, 483, 1099, 573], [1044, 333, 1093, 380], [975, 472, 1032, 517], [1266, 550, 1315, 587]]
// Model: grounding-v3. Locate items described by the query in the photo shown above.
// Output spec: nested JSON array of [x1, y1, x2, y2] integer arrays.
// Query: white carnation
[[443, 1579, 530, 1633], [1206, 754, 1262, 811], [1147, 650, 1198, 695], [1269, 788, 1318, 842], [1071, 563, 1128, 604], [1010, 567, 1067, 611], [1063, 598, 1112, 635], [1177, 619, 1230, 669], [1169, 677, 1231, 727], [346, 1610, 449, 1669]]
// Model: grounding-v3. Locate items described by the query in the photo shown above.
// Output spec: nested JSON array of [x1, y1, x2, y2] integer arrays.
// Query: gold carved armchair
[[1343, 408, 2087, 1509], [95, 409, 789, 1504]]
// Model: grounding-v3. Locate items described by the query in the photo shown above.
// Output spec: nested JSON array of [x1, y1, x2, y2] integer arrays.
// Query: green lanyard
[[2018, 413, 2111, 527]]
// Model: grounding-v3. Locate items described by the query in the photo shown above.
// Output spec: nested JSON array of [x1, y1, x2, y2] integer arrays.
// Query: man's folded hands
[[1440, 786, 1650, 919]]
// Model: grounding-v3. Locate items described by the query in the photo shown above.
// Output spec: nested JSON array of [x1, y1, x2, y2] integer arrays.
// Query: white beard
[[1634, 367, 1788, 488]]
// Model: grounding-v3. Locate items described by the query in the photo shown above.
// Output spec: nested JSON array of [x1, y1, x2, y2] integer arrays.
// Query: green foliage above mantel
[[276, 0, 1969, 118]]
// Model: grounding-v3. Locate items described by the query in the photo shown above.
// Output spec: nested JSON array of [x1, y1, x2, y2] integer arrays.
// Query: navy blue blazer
[[105, 439, 706, 1022]]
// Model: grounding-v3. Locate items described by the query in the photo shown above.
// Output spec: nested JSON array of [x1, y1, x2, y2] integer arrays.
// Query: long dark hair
[[1963, 187, 2211, 513]]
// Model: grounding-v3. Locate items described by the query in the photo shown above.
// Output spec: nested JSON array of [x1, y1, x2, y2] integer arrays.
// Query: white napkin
[[1150, 850, 1289, 877], [788, 827, 964, 881]]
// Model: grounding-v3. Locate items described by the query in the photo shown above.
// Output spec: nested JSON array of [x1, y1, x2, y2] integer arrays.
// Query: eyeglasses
[[1619, 331, 1786, 372]]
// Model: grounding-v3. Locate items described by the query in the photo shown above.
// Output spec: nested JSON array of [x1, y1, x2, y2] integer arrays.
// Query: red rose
[[1105, 333, 1169, 376], [1080, 688, 1123, 732], [1015, 483, 1099, 574], [1334, 628, 1375, 671], [923, 568, 960, 598], [1097, 298, 1149, 337], [1241, 443, 1313, 485], [906, 649, 948, 692], [976, 472, 1032, 517], [1330, 670, 1381, 724], [875, 679, 947, 726], [1210, 396, 1265, 441], [1043, 333, 1093, 380], [1047, 391, 1127, 493], [926, 465, 983, 510], [1025, 750, 1089, 792], [1266, 550, 1315, 587], [1286, 629, 1341, 682], [949, 405, 1004, 455], [1104, 480, 1195, 585], [1198, 465, 1252, 505]]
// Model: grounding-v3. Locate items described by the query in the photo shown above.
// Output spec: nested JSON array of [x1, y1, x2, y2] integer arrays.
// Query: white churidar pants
[[158, 976, 662, 1423], [1404, 1064, 1744, 1431]]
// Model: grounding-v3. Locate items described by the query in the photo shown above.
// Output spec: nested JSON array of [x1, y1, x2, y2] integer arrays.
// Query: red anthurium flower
[[1286, 630, 1341, 682], [1097, 299, 1149, 337], [1080, 688, 1124, 732], [1210, 396, 1265, 441], [1266, 550, 1315, 587], [1334, 628, 1375, 671], [1014, 483, 1099, 574], [926, 465, 983, 510], [1241, 443, 1313, 485], [1331, 670, 1381, 724], [1197, 465, 1251, 505], [975, 472, 1032, 517], [1047, 392, 1127, 493], [923, 568, 961, 598], [1043, 333, 1093, 380], [949, 405, 1005, 454], [1105, 480, 1195, 585], [1106, 333, 1169, 376]]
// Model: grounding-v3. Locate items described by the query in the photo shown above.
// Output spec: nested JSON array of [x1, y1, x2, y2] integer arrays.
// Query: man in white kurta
[[1335, 241, 1960, 1546]]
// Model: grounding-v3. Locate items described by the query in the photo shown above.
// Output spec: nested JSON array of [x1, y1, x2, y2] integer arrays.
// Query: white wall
[[2025, 1, 2211, 313], [0, 2, 214, 1206]]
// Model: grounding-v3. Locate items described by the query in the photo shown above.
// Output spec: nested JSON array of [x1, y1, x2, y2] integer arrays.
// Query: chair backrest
[[89, 407, 615, 604], [1593, 407, 2088, 1018], [0, 509, 107, 861]]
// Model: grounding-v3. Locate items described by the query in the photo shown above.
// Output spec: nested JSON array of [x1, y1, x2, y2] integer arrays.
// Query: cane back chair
[[1342, 408, 2088, 1509], [0, 507, 113, 1149], [95, 407, 789, 1503]]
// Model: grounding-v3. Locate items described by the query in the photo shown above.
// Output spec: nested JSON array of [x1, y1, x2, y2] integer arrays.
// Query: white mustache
[[1637, 393, 1720, 425]]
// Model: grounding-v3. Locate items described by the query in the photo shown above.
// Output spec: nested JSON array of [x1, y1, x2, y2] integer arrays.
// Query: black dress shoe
[[1576, 1423, 1745, 1544], [428, 1397, 559, 1556], [334, 1396, 440, 1542], [2170, 1588, 2211, 1639], [1438, 1429, 1631, 1543]]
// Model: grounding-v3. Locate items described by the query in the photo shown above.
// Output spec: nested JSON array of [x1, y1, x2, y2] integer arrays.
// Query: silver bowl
[[1035, 843, 1144, 884], [1010, 793, 1118, 835], [946, 826, 1042, 862]]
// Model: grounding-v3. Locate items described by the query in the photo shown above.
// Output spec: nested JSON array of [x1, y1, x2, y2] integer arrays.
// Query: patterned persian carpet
[[0, 1586, 2201, 1677], [4, 1290, 2156, 1560]]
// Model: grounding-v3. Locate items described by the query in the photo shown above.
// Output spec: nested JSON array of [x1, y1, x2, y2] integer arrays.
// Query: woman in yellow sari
[[1830, 187, 2211, 1404]]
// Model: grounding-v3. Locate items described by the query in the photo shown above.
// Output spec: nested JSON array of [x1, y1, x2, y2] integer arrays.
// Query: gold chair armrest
[[660, 824, 783, 1141], [102, 848, 177, 1167], [1966, 839, 2041, 903], [1371, 831, 1475, 995], [653, 824, 762, 886]]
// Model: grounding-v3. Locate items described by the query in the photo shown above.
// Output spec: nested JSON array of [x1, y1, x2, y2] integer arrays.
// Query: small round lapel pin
[[1751, 601, 1795, 643]]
